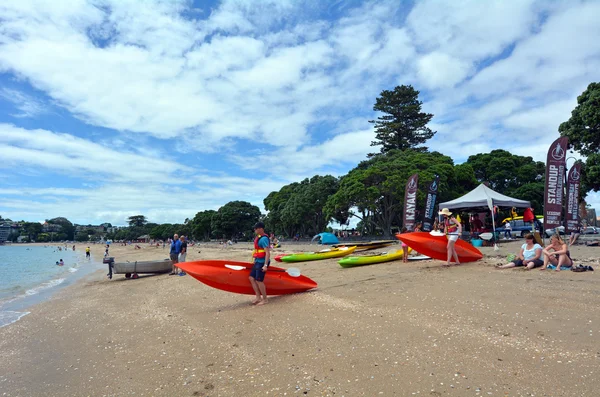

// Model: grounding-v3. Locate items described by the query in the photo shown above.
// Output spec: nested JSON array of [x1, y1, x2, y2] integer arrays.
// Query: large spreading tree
[[211, 201, 261, 240], [466, 150, 546, 212], [325, 150, 476, 237], [264, 175, 340, 237], [127, 215, 148, 227], [559, 82, 600, 194], [369, 85, 436, 156]]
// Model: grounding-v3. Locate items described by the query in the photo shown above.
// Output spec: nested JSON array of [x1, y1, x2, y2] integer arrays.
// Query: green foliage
[[47, 217, 75, 240], [581, 154, 600, 193], [559, 82, 600, 197], [465, 149, 548, 214], [325, 150, 474, 237], [149, 223, 179, 240], [21, 222, 42, 241], [127, 215, 148, 227], [36, 233, 50, 242], [466, 150, 545, 194], [369, 85, 436, 156], [75, 232, 90, 242], [264, 176, 340, 237], [211, 201, 261, 240], [187, 210, 217, 241], [264, 182, 300, 236], [559, 82, 600, 156]]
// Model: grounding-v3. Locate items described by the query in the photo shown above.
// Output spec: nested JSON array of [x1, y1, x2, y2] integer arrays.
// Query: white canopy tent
[[439, 184, 531, 242]]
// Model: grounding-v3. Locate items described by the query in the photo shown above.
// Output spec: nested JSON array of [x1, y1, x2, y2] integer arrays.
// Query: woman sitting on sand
[[540, 234, 573, 271], [496, 234, 543, 270]]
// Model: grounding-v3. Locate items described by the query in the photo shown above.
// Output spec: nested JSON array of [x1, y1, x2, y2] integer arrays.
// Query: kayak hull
[[280, 246, 357, 263], [178, 260, 317, 295], [395, 232, 483, 263], [112, 259, 172, 274], [338, 248, 412, 268], [333, 240, 396, 251]]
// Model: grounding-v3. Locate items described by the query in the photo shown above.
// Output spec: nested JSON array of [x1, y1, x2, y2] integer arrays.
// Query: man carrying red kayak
[[250, 222, 270, 305]]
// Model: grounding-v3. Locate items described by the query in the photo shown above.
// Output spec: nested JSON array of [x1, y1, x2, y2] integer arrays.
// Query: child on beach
[[400, 227, 409, 263]]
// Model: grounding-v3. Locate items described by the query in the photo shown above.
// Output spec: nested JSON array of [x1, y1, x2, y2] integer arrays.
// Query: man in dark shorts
[[169, 233, 181, 275], [249, 222, 270, 305]]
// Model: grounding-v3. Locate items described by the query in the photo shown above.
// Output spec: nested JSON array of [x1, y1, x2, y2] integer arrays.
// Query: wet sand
[[0, 240, 599, 396]]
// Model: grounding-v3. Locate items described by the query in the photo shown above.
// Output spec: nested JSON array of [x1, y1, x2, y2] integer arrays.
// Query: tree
[[559, 82, 600, 196], [263, 176, 340, 237], [466, 149, 546, 215], [75, 232, 90, 242], [369, 85, 436, 156], [127, 215, 148, 227], [325, 150, 475, 237], [47, 217, 75, 240], [211, 201, 261, 240], [264, 182, 300, 237], [188, 210, 217, 241], [559, 82, 600, 156], [22, 222, 42, 241]]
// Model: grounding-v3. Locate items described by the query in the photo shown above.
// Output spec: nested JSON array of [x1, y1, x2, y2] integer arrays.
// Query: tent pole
[[491, 207, 499, 251]]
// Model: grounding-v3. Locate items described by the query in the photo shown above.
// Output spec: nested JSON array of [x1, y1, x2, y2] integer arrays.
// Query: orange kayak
[[395, 232, 483, 263], [178, 260, 317, 295]]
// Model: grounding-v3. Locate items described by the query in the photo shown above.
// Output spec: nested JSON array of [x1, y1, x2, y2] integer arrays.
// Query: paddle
[[224, 264, 301, 277], [479, 232, 493, 240]]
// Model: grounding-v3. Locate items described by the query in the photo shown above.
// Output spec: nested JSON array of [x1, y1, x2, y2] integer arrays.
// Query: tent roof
[[439, 184, 531, 211]]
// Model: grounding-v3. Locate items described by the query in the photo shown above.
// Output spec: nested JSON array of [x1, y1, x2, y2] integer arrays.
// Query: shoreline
[[0, 240, 598, 396], [0, 244, 102, 328]]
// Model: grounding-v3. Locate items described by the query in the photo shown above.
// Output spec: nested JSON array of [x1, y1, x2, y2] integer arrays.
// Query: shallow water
[[0, 245, 99, 327]]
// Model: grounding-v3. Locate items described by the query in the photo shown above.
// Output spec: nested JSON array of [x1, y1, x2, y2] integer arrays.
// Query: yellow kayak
[[338, 248, 412, 268], [280, 246, 357, 262]]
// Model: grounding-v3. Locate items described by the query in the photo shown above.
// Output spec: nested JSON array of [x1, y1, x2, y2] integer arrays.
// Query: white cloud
[[417, 52, 472, 89], [0, 88, 48, 118], [1, 0, 600, 222], [0, 123, 189, 184]]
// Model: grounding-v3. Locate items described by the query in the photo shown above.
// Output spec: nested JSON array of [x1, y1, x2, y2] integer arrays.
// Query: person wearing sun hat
[[439, 208, 462, 267]]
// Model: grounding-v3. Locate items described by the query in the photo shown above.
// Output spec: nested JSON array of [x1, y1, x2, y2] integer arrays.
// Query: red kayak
[[178, 260, 317, 295], [395, 232, 483, 263]]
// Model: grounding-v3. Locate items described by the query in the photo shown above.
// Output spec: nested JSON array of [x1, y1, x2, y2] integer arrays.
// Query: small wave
[[68, 267, 78, 273], [25, 278, 65, 296], [0, 310, 30, 328]]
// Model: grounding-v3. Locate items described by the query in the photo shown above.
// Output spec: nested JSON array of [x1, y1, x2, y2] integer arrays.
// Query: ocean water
[[0, 245, 97, 327]]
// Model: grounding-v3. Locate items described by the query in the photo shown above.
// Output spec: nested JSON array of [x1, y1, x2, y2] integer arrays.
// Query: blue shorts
[[250, 262, 267, 282]]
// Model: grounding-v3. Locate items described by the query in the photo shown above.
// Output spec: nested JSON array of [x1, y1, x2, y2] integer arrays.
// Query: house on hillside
[[42, 222, 62, 233], [0, 225, 10, 242]]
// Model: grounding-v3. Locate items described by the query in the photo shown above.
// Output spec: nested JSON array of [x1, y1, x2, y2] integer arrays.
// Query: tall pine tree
[[369, 85, 435, 156]]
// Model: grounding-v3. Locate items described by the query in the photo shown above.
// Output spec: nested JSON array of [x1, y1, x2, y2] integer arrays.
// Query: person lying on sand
[[496, 234, 543, 270]]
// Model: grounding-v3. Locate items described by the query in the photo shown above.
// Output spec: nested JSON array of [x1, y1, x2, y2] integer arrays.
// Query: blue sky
[[1, 0, 599, 226]]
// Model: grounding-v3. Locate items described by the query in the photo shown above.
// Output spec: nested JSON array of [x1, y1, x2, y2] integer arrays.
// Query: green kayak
[[338, 248, 411, 268], [280, 246, 357, 262]]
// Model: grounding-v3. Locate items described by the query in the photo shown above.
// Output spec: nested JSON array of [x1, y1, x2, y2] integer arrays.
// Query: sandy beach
[[1, 240, 599, 397]]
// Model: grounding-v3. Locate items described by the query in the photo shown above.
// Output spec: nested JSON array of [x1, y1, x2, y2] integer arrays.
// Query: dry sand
[[0, 239, 599, 397]]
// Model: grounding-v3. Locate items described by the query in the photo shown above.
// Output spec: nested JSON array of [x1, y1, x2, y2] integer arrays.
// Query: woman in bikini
[[540, 234, 573, 271], [439, 208, 462, 266]]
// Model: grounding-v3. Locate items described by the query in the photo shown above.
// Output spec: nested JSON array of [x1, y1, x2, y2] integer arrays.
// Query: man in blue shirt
[[169, 233, 182, 275], [249, 222, 270, 305]]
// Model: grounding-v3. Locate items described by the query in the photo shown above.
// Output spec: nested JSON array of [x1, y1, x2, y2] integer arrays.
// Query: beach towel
[[545, 264, 572, 271]]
